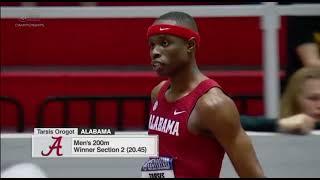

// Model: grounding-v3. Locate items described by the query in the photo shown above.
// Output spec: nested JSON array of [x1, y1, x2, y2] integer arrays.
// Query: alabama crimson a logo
[[41, 136, 63, 156]]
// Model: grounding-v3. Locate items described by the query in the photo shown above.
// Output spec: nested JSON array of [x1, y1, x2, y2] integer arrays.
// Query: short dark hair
[[157, 11, 198, 32]]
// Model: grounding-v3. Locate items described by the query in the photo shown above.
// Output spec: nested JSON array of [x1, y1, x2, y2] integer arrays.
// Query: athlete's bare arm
[[296, 43, 320, 67], [195, 88, 265, 178]]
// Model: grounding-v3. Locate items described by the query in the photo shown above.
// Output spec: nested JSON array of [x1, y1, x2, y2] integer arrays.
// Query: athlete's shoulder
[[195, 87, 239, 129], [197, 87, 233, 111], [151, 80, 167, 103]]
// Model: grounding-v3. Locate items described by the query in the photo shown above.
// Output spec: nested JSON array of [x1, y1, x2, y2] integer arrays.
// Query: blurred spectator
[[282, 16, 320, 91], [241, 67, 320, 134]]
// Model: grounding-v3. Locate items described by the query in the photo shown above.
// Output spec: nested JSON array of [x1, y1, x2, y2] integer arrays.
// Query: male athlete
[[141, 11, 265, 178]]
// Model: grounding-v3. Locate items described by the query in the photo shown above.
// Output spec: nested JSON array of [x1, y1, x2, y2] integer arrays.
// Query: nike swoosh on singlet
[[173, 110, 186, 116]]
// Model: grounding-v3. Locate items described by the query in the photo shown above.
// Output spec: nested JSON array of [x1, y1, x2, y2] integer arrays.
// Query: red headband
[[147, 24, 200, 47]]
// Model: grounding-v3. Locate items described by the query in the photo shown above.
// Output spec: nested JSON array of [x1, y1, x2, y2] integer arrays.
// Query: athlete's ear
[[187, 37, 196, 53]]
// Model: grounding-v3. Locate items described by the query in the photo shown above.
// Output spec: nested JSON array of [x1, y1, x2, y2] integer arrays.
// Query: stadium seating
[[0, 6, 288, 131], [0, 2, 22, 6], [1, 70, 284, 131]]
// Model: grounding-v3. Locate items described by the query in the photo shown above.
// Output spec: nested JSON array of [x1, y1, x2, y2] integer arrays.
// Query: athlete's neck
[[168, 63, 207, 94]]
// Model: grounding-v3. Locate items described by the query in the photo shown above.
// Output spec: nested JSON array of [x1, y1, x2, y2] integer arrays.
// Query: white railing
[[1, 2, 320, 118], [1, 5, 265, 18]]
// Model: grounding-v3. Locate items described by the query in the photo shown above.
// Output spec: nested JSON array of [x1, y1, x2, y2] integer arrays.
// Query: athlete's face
[[148, 20, 190, 76], [298, 78, 320, 121]]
